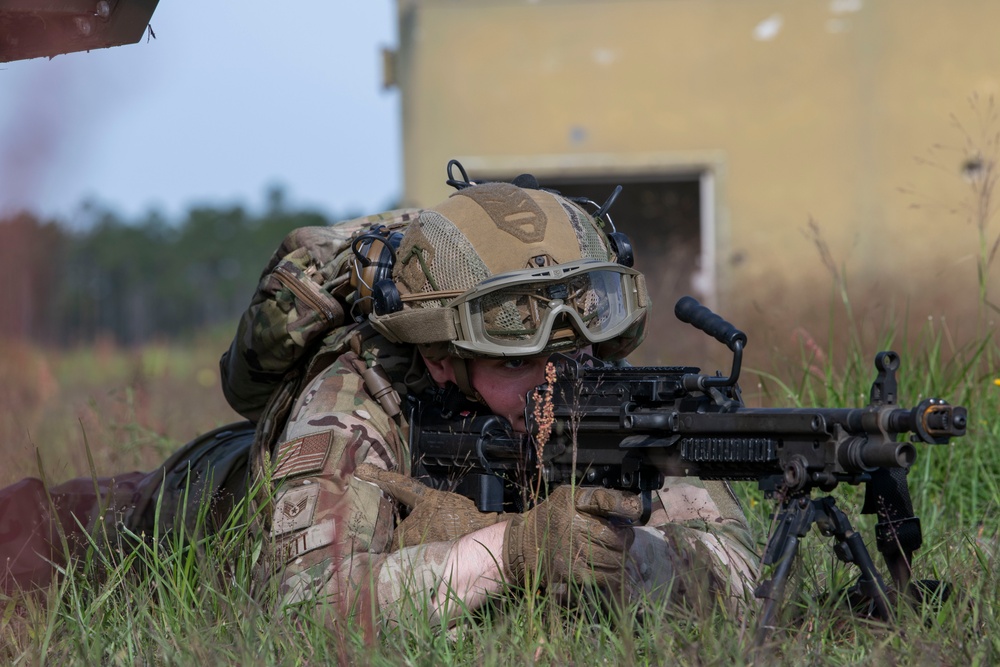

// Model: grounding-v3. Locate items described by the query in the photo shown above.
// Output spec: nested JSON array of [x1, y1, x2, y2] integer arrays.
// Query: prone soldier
[[0, 175, 759, 629], [247, 176, 759, 625]]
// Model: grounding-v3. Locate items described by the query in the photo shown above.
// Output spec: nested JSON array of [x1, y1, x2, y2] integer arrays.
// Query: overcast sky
[[0, 1, 400, 226]]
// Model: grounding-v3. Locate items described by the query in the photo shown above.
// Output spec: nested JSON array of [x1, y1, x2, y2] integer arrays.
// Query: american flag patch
[[273, 431, 333, 479]]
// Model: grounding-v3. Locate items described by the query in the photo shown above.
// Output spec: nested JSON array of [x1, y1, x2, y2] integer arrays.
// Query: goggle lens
[[451, 262, 643, 356]]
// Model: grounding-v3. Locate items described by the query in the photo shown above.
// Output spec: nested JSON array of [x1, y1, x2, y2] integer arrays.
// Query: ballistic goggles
[[445, 260, 646, 357]]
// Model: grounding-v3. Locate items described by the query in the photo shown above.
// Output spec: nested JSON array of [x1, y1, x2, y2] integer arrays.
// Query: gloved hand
[[355, 463, 502, 548], [503, 485, 641, 592]]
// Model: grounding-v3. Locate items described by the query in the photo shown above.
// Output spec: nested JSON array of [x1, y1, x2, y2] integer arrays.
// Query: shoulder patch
[[272, 483, 320, 536], [272, 430, 333, 479]]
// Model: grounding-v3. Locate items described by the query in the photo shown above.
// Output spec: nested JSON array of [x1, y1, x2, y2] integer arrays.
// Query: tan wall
[[392, 0, 1000, 347]]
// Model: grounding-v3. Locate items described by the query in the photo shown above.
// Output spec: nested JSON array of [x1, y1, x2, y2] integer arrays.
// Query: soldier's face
[[465, 356, 552, 432], [423, 348, 590, 432]]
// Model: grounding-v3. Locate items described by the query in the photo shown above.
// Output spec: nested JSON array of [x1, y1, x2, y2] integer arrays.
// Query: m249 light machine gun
[[410, 296, 968, 642]]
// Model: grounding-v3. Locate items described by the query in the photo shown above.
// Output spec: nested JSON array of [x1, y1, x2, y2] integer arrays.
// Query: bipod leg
[[814, 496, 893, 621], [753, 496, 816, 647]]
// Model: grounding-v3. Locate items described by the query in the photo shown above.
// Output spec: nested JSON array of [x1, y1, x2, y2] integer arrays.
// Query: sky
[[0, 1, 400, 227]]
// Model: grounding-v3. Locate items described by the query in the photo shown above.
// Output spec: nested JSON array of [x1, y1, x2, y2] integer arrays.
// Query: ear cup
[[372, 279, 403, 315], [352, 228, 404, 314], [607, 231, 634, 268]]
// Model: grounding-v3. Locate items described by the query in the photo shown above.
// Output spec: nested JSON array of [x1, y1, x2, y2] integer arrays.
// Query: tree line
[[0, 190, 362, 345]]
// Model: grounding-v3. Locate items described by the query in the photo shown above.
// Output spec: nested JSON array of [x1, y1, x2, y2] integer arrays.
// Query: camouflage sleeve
[[257, 353, 500, 629], [628, 477, 760, 614]]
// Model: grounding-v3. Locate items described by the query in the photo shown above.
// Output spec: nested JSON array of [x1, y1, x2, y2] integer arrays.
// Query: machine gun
[[410, 296, 967, 642]]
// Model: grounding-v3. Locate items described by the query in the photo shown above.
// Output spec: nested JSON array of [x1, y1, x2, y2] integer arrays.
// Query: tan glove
[[503, 485, 641, 592], [355, 463, 502, 548]]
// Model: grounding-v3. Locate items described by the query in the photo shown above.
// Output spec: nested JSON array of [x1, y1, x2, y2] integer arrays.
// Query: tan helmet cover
[[369, 182, 647, 360]]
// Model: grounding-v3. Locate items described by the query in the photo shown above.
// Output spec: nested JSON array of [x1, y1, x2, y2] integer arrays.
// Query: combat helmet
[[367, 163, 648, 372]]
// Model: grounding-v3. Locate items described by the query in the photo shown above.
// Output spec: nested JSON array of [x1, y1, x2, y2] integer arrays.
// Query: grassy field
[[0, 327, 244, 488], [0, 308, 998, 665]]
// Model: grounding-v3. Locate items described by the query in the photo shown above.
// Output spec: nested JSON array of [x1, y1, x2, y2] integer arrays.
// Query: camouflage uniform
[[253, 327, 458, 625], [256, 327, 760, 625]]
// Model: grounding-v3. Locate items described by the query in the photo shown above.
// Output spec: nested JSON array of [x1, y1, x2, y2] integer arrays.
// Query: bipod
[[752, 494, 892, 647]]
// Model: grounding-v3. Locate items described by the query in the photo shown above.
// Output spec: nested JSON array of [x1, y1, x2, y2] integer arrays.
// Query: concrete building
[[385, 0, 999, 362]]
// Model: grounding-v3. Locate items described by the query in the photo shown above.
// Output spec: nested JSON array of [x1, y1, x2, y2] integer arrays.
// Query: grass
[[0, 307, 997, 666], [0, 326, 243, 487]]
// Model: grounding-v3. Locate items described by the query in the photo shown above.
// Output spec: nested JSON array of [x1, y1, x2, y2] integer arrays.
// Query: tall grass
[[1, 300, 997, 665]]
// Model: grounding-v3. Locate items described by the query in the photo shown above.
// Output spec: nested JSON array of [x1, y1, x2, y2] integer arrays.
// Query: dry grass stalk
[[530, 362, 557, 501]]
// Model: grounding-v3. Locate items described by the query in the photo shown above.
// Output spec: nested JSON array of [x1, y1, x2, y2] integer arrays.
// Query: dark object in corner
[[0, 0, 160, 63]]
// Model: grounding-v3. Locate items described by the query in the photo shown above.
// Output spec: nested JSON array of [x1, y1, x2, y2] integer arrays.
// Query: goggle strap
[[368, 307, 458, 345], [401, 289, 466, 303], [449, 358, 485, 404]]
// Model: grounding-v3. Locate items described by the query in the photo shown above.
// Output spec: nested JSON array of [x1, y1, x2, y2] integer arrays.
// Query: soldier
[[253, 178, 759, 627], [0, 176, 759, 629]]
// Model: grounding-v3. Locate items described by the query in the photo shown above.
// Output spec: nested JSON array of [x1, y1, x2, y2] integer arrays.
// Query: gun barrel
[[885, 400, 967, 443]]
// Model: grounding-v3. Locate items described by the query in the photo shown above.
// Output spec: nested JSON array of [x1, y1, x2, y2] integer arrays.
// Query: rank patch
[[273, 430, 333, 479], [272, 484, 321, 536]]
